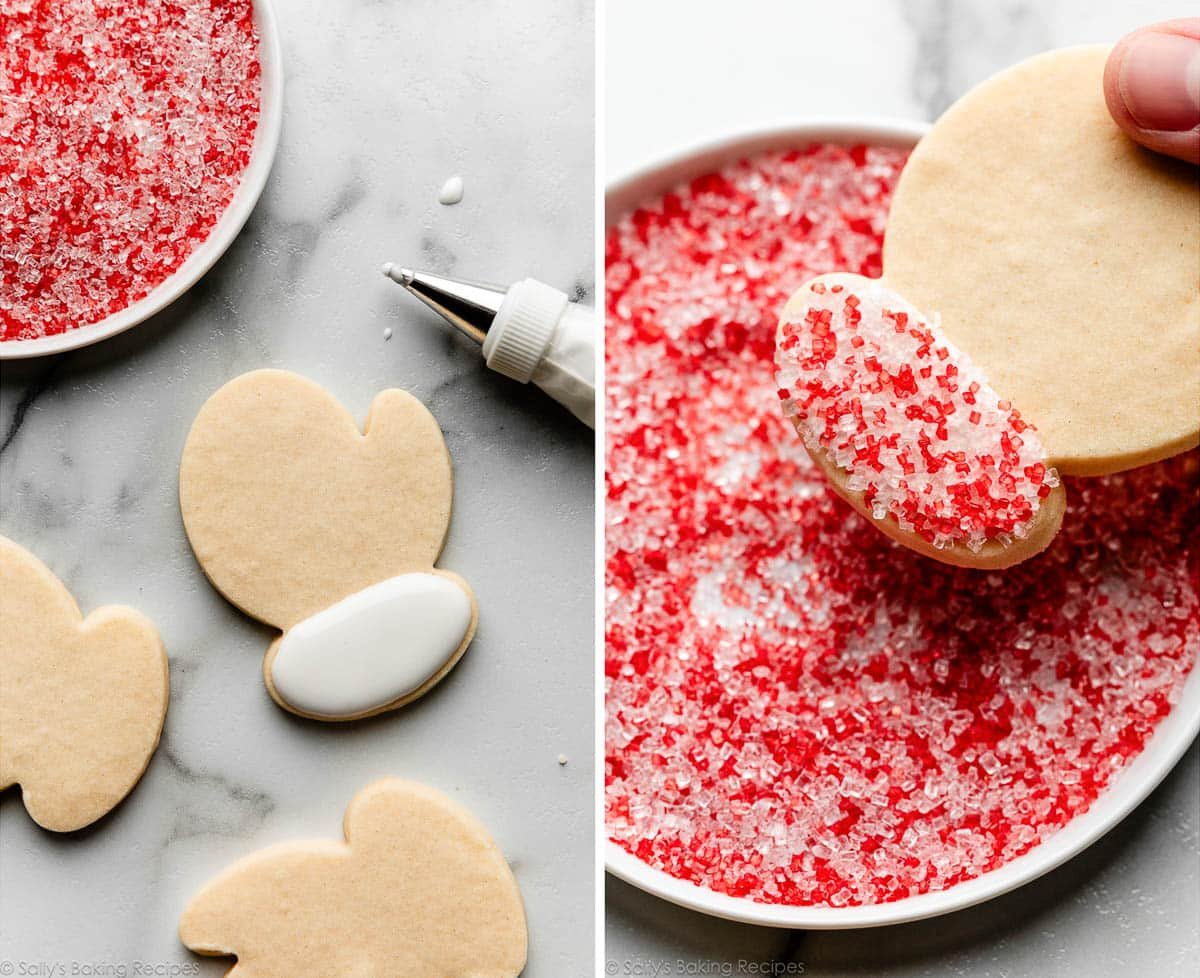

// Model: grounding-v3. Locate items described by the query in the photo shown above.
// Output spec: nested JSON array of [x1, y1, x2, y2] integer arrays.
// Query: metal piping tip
[[381, 263, 415, 286], [381, 264, 508, 346]]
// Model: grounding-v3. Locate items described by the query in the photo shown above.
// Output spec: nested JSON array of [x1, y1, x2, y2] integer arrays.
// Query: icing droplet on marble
[[438, 176, 464, 205]]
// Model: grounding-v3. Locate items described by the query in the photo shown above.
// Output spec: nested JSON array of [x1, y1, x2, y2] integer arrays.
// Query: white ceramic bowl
[[604, 119, 1200, 929], [0, 0, 284, 359]]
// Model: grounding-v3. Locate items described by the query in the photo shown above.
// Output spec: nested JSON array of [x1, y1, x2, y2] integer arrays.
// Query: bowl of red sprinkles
[[0, 0, 283, 358], [604, 121, 1200, 928]]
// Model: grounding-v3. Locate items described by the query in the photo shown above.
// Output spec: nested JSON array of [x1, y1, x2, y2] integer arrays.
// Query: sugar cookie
[[179, 778, 528, 976], [179, 369, 477, 721], [0, 536, 168, 832], [777, 275, 1067, 570], [777, 46, 1197, 567], [883, 45, 1199, 476]]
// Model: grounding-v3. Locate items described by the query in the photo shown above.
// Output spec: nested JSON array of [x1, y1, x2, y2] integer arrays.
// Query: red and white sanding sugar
[[605, 144, 1198, 907], [776, 277, 1058, 551], [1, 0, 261, 341]]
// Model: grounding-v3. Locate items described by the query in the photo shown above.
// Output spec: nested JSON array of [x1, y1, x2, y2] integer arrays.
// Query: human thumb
[[1104, 19, 1200, 164]]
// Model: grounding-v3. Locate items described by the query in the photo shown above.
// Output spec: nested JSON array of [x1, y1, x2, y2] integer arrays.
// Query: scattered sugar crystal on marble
[[776, 278, 1058, 549], [1, 0, 260, 341], [605, 144, 1198, 908]]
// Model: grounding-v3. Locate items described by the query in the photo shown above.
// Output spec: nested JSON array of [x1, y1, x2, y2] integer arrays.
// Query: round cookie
[[179, 778, 528, 977], [0, 536, 168, 832], [179, 369, 477, 722], [883, 45, 1199, 476]]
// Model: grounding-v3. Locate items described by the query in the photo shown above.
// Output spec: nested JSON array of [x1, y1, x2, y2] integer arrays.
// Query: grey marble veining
[[1, 0, 594, 973], [605, 0, 1198, 974]]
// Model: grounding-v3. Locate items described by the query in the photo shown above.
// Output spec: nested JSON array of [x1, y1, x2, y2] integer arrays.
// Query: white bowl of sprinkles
[[0, 0, 284, 360], [604, 119, 1200, 929]]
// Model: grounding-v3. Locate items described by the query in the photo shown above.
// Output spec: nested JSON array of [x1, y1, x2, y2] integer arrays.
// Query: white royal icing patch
[[270, 573, 472, 717], [437, 175, 464, 205]]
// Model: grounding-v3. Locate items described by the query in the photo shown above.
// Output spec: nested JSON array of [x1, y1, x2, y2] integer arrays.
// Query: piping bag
[[382, 265, 595, 428]]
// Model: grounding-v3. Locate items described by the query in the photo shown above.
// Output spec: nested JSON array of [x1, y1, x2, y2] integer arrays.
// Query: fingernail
[[1119, 31, 1200, 132]]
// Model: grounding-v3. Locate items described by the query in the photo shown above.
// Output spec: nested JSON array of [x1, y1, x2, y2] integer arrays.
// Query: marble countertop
[[0, 0, 594, 973], [605, 0, 1199, 974]]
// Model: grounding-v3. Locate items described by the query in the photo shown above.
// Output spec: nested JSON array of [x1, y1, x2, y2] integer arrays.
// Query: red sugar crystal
[[605, 144, 1199, 908], [776, 279, 1058, 550], [1, 0, 261, 341]]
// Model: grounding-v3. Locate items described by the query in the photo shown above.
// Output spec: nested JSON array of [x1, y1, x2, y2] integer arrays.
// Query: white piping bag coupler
[[382, 265, 596, 428]]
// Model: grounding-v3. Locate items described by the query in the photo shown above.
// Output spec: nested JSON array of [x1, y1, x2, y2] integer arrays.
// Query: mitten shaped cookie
[[0, 536, 168, 832], [180, 372, 475, 724], [179, 778, 528, 977], [179, 370, 477, 721], [776, 47, 1198, 570]]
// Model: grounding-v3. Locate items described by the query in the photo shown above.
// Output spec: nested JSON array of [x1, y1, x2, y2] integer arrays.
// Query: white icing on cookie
[[270, 573, 472, 717]]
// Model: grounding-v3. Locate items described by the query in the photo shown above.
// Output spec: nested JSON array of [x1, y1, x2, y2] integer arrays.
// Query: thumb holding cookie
[[1104, 18, 1200, 164]]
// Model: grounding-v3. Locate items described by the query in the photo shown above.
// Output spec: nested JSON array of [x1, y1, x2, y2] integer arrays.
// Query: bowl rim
[[603, 118, 1200, 929], [606, 117, 931, 227], [0, 0, 285, 360]]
